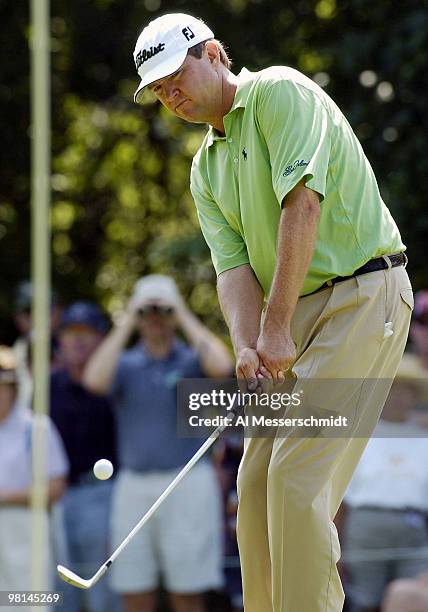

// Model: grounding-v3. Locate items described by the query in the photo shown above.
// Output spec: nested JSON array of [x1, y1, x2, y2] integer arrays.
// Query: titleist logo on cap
[[135, 42, 166, 70]]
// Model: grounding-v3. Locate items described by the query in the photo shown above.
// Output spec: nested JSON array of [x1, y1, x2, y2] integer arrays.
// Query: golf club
[[57, 399, 244, 589]]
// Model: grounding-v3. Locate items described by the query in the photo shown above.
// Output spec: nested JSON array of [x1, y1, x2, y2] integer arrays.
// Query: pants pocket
[[400, 287, 414, 311], [356, 272, 387, 344]]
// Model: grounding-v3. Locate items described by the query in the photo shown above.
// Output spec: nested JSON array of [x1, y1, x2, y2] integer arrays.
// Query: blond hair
[[187, 39, 232, 70]]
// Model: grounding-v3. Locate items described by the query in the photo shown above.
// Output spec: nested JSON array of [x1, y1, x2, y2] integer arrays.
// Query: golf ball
[[93, 459, 114, 480]]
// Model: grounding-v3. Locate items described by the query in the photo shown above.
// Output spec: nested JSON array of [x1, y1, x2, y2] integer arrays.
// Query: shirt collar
[[206, 67, 254, 147], [138, 338, 181, 365], [231, 67, 254, 109]]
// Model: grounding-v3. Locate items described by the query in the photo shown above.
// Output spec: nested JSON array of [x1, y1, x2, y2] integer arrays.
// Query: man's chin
[[178, 109, 206, 125], [176, 102, 201, 121]]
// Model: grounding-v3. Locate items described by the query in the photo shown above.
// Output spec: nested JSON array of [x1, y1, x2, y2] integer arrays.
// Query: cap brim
[[133, 48, 188, 103]]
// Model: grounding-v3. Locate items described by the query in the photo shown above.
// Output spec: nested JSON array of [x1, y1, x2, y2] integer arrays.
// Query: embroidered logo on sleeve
[[283, 159, 309, 177]]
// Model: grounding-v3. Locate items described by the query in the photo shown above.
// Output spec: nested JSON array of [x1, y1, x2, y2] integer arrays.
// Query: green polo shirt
[[190, 66, 405, 297]]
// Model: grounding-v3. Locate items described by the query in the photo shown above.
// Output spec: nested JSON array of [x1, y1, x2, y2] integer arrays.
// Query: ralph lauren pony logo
[[242, 148, 247, 161], [283, 159, 309, 177]]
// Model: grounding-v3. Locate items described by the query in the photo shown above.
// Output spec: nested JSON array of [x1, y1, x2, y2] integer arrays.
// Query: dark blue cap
[[60, 301, 109, 334]]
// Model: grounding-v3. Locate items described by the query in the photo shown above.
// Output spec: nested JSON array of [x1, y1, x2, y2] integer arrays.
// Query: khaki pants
[[236, 266, 413, 612]]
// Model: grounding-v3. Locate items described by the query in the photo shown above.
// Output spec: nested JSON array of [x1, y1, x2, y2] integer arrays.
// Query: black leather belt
[[314, 252, 407, 294]]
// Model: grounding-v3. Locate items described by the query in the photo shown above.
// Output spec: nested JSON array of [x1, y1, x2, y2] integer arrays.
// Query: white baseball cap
[[133, 13, 214, 103], [132, 274, 181, 307]]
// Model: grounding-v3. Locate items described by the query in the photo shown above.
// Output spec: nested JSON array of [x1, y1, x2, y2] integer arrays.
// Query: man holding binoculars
[[83, 274, 233, 612]]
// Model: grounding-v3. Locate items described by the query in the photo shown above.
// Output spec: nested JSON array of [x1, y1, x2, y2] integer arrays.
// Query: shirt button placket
[[227, 136, 239, 175]]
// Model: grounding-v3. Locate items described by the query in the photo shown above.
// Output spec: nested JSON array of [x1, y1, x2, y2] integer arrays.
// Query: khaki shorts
[[110, 462, 223, 594], [0, 507, 54, 612], [344, 507, 428, 608]]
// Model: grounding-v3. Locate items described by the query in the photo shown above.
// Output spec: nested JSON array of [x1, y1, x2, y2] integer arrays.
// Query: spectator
[[406, 289, 428, 429], [382, 573, 428, 611], [0, 346, 68, 594], [84, 275, 234, 612], [13, 280, 63, 405], [406, 289, 428, 370], [213, 436, 244, 612], [341, 354, 428, 612], [50, 302, 121, 612]]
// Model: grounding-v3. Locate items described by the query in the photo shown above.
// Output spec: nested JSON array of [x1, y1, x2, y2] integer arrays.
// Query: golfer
[[132, 13, 414, 612]]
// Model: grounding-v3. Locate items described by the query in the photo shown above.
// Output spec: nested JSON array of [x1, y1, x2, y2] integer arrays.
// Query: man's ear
[[205, 41, 220, 64]]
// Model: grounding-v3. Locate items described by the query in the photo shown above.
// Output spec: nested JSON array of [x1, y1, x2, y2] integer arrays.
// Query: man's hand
[[172, 294, 192, 328], [172, 293, 234, 378], [254, 182, 318, 382], [236, 347, 265, 391], [119, 294, 142, 328], [256, 325, 296, 382], [130, 286, 186, 327], [0, 489, 29, 507]]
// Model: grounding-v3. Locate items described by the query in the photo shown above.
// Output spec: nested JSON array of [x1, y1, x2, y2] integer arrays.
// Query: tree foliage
[[1, 0, 427, 341]]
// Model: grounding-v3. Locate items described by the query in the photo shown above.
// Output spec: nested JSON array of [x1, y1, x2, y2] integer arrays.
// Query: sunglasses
[[137, 305, 175, 317]]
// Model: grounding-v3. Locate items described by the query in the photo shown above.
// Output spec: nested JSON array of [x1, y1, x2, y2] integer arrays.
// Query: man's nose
[[164, 82, 178, 102]]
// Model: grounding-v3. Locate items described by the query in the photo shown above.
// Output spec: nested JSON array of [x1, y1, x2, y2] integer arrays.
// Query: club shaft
[[58, 408, 240, 589], [109, 413, 235, 564]]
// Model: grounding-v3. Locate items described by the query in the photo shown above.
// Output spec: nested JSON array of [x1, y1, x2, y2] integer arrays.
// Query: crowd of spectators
[[339, 289, 428, 612], [1, 279, 428, 611]]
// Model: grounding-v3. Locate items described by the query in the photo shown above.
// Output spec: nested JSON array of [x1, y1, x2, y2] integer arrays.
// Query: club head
[[57, 565, 93, 589]]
